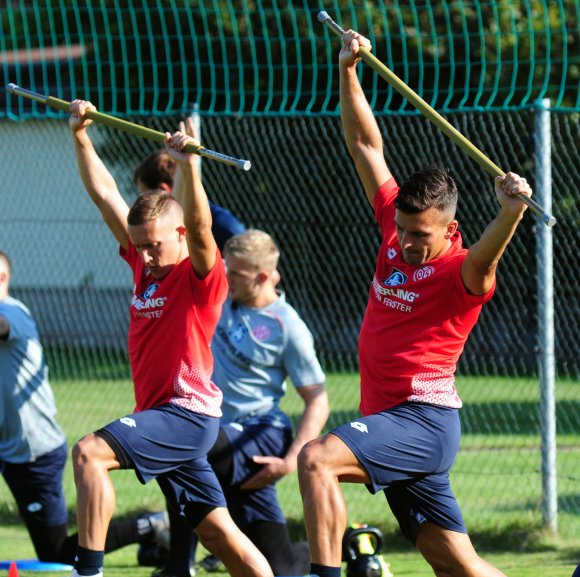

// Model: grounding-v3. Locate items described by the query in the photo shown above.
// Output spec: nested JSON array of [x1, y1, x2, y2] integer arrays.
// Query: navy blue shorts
[[332, 403, 466, 543], [1, 442, 68, 527], [221, 420, 292, 527], [97, 403, 226, 513]]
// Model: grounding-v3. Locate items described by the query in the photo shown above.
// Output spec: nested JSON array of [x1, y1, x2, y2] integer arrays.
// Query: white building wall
[[0, 119, 131, 289]]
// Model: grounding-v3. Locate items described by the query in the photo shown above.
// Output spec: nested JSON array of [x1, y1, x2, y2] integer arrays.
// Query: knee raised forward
[[297, 435, 332, 481], [71, 433, 117, 480]]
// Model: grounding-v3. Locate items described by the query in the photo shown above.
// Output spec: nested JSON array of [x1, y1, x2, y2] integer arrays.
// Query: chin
[[150, 267, 171, 280], [403, 254, 424, 266]]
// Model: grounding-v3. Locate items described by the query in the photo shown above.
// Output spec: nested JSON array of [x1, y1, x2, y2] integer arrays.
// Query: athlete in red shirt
[[67, 100, 272, 577], [359, 176, 495, 416], [298, 31, 532, 577]]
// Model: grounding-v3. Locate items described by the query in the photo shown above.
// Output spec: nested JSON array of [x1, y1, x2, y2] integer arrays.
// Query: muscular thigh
[[332, 403, 460, 493], [302, 430, 370, 483], [96, 403, 220, 485]]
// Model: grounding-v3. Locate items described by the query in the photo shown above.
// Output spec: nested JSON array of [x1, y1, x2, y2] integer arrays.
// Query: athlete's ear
[[256, 271, 269, 285], [444, 220, 458, 239]]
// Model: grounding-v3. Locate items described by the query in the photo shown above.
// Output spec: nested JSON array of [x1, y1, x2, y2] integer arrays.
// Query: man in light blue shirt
[[0, 250, 168, 566]]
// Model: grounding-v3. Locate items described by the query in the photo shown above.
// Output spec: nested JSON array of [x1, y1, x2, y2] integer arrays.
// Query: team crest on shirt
[[131, 281, 167, 315], [383, 268, 408, 286], [230, 323, 246, 343], [413, 266, 435, 282], [142, 282, 159, 299], [387, 247, 397, 260], [252, 324, 271, 342]]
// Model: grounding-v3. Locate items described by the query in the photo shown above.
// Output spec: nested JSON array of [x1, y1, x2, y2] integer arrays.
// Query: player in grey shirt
[[214, 281, 326, 426], [0, 251, 168, 565], [158, 231, 330, 577]]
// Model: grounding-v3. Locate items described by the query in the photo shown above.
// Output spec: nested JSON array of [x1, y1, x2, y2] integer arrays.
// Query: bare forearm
[[338, 41, 391, 203], [172, 165, 185, 206], [462, 173, 530, 295], [72, 131, 119, 207], [284, 391, 330, 467], [470, 209, 523, 270], [339, 64, 382, 156], [180, 162, 212, 238]]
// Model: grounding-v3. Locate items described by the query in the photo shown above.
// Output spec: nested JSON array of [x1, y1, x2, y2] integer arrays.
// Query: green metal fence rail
[[2, 1, 579, 118]]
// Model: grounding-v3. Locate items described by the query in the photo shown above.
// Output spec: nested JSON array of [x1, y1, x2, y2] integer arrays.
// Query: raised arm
[[461, 172, 532, 295], [164, 131, 217, 277], [69, 100, 129, 249], [241, 384, 329, 490], [170, 118, 199, 206], [339, 31, 392, 206]]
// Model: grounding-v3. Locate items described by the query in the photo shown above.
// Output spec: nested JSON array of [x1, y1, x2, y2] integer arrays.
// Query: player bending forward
[[298, 30, 532, 577], [67, 100, 273, 577]]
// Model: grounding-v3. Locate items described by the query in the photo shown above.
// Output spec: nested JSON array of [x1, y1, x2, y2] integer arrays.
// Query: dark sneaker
[[144, 511, 170, 550], [137, 542, 169, 567], [199, 555, 224, 573]]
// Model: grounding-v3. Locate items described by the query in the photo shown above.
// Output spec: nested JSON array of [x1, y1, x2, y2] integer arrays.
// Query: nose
[[399, 232, 412, 249], [141, 250, 153, 265]]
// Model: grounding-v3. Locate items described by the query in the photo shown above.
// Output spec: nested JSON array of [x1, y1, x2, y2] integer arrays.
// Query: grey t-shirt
[[211, 292, 326, 424], [0, 296, 66, 462]]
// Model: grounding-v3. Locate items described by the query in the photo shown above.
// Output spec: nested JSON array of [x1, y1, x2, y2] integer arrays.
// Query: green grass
[[0, 524, 577, 577], [0, 373, 578, 576]]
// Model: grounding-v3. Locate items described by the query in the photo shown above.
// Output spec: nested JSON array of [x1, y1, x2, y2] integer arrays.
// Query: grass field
[[0, 373, 578, 576]]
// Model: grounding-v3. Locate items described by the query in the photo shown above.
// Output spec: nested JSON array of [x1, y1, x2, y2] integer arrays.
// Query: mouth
[[402, 250, 423, 264], [147, 265, 162, 277]]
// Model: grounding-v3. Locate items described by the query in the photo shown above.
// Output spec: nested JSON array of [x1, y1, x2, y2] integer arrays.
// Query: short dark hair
[[133, 150, 176, 190], [395, 166, 458, 217], [0, 250, 12, 275], [128, 190, 177, 226]]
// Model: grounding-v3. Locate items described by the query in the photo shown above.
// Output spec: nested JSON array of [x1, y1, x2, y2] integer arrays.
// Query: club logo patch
[[350, 421, 368, 433], [252, 324, 271, 342], [413, 266, 435, 282], [120, 417, 137, 428], [143, 282, 159, 299], [131, 282, 167, 313], [383, 268, 408, 286], [230, 323, 246, 343]]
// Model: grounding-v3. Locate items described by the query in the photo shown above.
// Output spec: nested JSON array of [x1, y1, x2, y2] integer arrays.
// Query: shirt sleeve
[[0, 301, 29, 341], [119, 241, 139, 268], [189, 247, 228, 307], [373, 177, 399, 219], [451, 252, 497, 306], [282, 313, 326, 388]]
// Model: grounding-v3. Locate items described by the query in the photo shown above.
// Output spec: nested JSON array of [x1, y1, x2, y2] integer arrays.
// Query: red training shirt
[[121, 242, 227, 416], [358, 177, 495, 416]]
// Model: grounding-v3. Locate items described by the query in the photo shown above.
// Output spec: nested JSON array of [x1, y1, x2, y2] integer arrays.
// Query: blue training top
[[211, 292, 326, 424], [0, 296, 66, 463]]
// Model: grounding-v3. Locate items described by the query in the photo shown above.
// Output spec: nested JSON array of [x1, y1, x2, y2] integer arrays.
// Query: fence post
[[534, 98, 557, 533]]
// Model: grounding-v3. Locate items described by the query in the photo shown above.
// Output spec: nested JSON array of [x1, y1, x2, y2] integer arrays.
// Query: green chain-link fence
[[1, 0, 578, 543]]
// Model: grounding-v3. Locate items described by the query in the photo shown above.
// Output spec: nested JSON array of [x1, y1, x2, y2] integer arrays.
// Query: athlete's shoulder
[[0, 296, 32, 323]]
